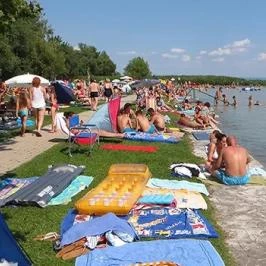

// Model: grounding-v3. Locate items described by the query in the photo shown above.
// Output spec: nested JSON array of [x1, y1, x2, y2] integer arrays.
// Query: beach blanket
[[128, 207, 217, 239], [138, 194, 175, 205], [125, 132, 179, 143], [75, 239, 225, 266], [100, 144, 158, 153], [48, 175, 93, 206], [0, 177, 38, 207], [147, 178, 209, 196], [248, 167, 266, 177], [192, 131, 210, 141], [61, 213, 137, 247], [3, 164, 84, 207], [0, 214, 32, 266], [60, 209, 92, 237], [142, 188, 207, 209]]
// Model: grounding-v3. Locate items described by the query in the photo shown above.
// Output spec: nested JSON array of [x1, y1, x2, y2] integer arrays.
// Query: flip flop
[[36, 132, 42, 137], [34, 232, 60, 241]]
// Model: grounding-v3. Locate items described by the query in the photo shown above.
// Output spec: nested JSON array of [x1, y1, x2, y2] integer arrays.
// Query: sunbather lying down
[[178, 114, 204, 129], [55, 112, 124, 138]]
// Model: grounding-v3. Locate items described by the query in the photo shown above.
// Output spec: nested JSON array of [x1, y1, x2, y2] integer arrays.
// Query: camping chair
[[68, 115, 100, 157]]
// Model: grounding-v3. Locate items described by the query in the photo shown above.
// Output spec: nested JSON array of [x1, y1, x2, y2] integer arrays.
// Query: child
[[16, 90, 30, 136], [47, 86, 58, 133], [232, 96, 237, 107]]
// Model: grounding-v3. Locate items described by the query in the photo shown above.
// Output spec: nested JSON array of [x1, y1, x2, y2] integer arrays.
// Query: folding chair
[[68, 115, 99, 157]]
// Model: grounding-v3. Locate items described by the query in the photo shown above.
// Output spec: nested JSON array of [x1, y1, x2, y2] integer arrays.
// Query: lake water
[[194, 88, 266, 167]]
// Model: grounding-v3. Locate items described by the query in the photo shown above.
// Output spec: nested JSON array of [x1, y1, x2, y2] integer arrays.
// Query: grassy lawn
[[1, 133, 235, 265]]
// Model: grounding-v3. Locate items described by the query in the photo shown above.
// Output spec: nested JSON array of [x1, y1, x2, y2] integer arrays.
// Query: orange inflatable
[[75, 164, 152, 215]]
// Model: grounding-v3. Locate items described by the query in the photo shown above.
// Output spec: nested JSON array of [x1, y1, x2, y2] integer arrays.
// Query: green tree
[[0, 0, 42, 31], [124, 57, 151, 79], [95, 51, 116, 75]]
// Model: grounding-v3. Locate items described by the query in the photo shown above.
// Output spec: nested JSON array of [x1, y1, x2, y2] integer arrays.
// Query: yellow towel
[[142, 187, 207, 209]]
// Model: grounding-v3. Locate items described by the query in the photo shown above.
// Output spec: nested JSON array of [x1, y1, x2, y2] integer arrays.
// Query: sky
[[38, 0, 266, 77]]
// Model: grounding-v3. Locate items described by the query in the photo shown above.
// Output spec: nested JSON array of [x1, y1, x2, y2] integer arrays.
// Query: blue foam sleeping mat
[[192, 131, 210, 141], [127, 207, 218, 239], [125, 132, 179, 143], [76, 239, 225, 266]]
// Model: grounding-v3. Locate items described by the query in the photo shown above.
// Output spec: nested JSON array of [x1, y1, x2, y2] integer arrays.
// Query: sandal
[[36, 132, 42, 137], [34, 232, 60, 241]]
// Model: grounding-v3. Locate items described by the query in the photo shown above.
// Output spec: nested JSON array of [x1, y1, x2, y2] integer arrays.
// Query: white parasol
[[5, 73, 50, 88]]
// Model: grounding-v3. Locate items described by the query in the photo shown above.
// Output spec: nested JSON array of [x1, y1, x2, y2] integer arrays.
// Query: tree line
[[156, 75, 266, 86], [1, 1, 265, 86], [0, 0, 116, 81]]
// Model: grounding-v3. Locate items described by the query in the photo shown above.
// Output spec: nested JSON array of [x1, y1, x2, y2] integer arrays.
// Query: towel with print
[[128, 207, 218, 239]]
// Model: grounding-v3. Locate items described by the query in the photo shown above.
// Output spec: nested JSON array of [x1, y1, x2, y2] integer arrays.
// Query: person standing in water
[[248, 95, 253, 107], [214, 87, 222, 105], [232, 96, 237, 107]]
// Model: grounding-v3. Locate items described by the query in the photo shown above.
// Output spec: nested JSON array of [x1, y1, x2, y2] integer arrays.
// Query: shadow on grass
[[0, 171, 17, 180]]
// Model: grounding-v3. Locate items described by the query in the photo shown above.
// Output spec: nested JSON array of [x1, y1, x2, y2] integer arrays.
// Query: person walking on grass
[[29, 77, 46, 137], [16, 89, 30, 137]]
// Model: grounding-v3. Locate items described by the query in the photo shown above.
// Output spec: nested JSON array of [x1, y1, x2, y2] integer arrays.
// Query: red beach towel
[[100, 144, 158, 153]]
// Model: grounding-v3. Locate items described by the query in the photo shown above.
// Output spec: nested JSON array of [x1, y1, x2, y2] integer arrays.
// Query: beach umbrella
[[5, 73, 50, 88], [130, 79, 161, 89], [120, 76, 133, 80]]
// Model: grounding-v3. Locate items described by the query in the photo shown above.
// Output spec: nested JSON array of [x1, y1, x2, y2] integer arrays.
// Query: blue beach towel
[[138, 194, 174, 205], [75, 239, 225, 266], [125, 132, 179, 143], [128, 207, 218, 239], [48, 175, 93, 205], [16, 118, 35, 127], [61, 213, 137, 247], [147, 178, 209, 196]]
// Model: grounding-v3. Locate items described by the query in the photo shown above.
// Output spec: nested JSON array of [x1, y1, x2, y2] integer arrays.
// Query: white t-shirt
[[31, 87, 45, 108]]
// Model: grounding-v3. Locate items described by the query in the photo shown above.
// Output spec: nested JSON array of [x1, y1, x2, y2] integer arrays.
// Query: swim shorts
[[123, 128, 136, 133], [215, 169, 250, 185], [145, 124, 156, 134], [90, 92, 99, 98], [18, 109, 28, 117]]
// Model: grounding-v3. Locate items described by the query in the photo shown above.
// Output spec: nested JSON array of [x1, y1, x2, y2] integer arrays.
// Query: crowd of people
[[116, 102, 168, 134], [73, 78, 123, 108]]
